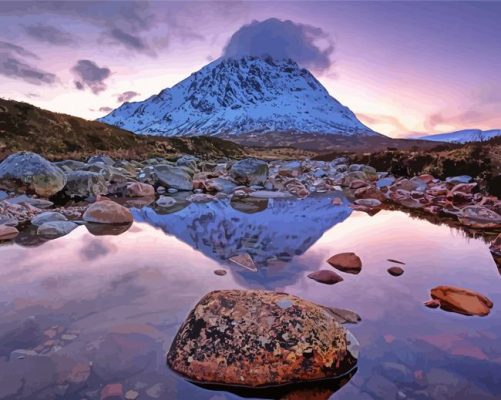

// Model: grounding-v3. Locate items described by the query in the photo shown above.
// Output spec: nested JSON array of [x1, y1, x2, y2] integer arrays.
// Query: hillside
[[0, 98, 245, 161], [418, 129, 501, 143]]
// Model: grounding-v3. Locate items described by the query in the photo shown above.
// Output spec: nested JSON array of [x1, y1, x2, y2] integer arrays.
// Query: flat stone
[[430, 285, 493, 316], [327, 252, 362, 274], [214, 269, 227, 276], [388, 259, 405, 265], [307, 270, 344, 285], [83, 200, 133, 224], [229, 253, 257, 272], [167, 290, 359, 387]]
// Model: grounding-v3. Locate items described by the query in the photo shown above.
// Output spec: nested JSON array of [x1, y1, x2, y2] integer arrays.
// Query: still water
[[0, 194, 499, 399]]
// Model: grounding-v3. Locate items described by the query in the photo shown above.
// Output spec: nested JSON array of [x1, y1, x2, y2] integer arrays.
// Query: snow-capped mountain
[[99, 56, 379, 137], [418, 129, 501, 144]]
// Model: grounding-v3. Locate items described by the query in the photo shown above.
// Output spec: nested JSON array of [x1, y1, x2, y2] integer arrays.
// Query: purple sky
[[1, 1, 500, 138]]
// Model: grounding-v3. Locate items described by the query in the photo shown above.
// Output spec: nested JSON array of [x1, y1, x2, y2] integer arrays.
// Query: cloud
[[99, 106, 113, 113], [222, 18, 334, 73], [24, 24, 76, 46], [116, 90, 140, 103], [0, 41, 57, 85], [0, 40, 39, 59], [358, 113, 409, 133], [424, 110, 487, 131], [103, 28, 155, 56], [71, 60, 112, 94]]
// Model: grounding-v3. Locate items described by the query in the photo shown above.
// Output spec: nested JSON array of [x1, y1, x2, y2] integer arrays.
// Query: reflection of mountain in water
[[133, 194, 352, 270]]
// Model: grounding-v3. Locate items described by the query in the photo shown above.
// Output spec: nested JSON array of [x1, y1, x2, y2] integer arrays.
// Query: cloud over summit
[[71, 60, 111, 94], [222, 18, 334, 73]]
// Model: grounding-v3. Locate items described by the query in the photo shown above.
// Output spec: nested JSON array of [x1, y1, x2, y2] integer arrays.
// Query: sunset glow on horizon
[[1, 1, 500, 138]]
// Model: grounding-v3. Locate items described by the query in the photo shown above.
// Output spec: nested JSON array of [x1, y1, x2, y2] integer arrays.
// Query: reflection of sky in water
[[0, 198, 500, 399]]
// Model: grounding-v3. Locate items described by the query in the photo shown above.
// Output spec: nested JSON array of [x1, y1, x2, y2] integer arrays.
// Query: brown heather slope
[[0, 98, 245, 161], [315, 137, 501, 196]]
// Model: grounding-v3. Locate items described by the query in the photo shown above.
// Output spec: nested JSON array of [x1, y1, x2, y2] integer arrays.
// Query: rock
[[156, 195, 177, 208], [154, 164, 193, 191], [446, 175, 472, 184], [88, 155, 114, 166], [37, 221, 78, 239], [0, 152, 66, 197], [83, 200, 133, 224], [205, 178, 237, 194], [249, 190, 293, 199], [64, 171, 108, 198], [418, 174, 435, 184], [430, 286, 493, 316], [387, 266, 404, 276], [458, 206, 501, 228], [31, 211, 67, 226], [354, 198, 382, 208], [167, 290, 359, 387], [126, 182, 155, 197], [187, 193, 216, 203], [100, 383, 123, 400], [424, 299, 440, 309], [176, 154, 199, 170], [325, 307, 362, 324], [124, 390, 139, 400], [388, 259, 405, 265], [53, 159, 86, 171], [0, 224, 19, 240], [451, 182, 477, 194], [6, 194, 53, 208], [230, 158, 269, 186], [307, 270, 344, 285], [332, 197, 343, 206], [278, 161, 302, 177], [229, 253, 257, 272], [376, 176, 396, 188], [214, 269, 227, 276], [327, 252, 362, 274]]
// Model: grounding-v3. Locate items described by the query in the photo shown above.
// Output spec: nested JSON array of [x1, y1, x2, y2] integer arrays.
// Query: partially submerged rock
[[387, 266, 404, 276], [167, 290, 359, 387], [0, 152, 66, 197], [63, 170, 108, 198], [31, 211, 67, 226], [457, 206, 501, 228], [83, 200, 133, 224], [327, 252, 362, 274], [307, 270, 344, 285], [429, 285, 493, 316], [37, 220, 78, 239]]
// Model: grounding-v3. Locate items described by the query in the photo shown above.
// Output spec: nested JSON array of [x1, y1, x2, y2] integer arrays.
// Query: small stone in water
[[125, 390, 139, 400], [388, 258, 405, 265], [214, 269, 227, 276], [424, 299, 440, 309], [308, 270, 344, 284], [327, 252, 362, 274], [388, 266, 404, 276]]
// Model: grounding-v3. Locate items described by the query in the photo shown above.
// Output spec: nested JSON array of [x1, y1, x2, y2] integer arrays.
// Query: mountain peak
[[99, 56, 379, 138]]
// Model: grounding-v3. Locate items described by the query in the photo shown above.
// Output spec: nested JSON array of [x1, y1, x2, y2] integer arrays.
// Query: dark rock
[[327, 252, 362, 274], [308, 270, 344, 284], [214, 269, 227, 276], [167, 290, 359, 387], [387, 266, 404, 276]]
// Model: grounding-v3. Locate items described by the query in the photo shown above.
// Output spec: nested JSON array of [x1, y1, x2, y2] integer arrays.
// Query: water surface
[[0, 194, 499, 399]]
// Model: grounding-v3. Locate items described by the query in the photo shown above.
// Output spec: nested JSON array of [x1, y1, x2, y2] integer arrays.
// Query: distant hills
[[419, 129, 501, 144]]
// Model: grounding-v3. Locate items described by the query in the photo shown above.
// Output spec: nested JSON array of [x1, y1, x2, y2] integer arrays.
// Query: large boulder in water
[[230, 158, 268, 186], [0, 152, 66, 197], [83, 200, 133, 224], [167, 290, 359, 387]]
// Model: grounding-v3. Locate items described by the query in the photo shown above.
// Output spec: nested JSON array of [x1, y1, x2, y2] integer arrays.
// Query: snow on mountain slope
[[418, 129, 501, 143], [99, 56, 379, 137]]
